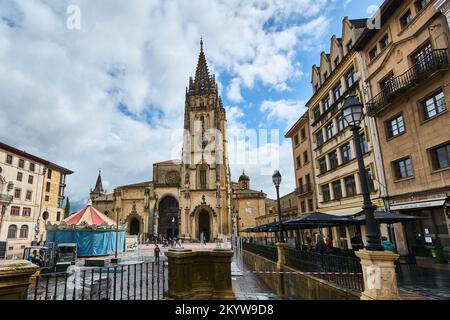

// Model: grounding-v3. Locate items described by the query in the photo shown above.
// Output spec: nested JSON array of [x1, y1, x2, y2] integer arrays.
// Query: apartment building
[[306, 17, 387, 249], [354, 0, 450, 259], [285, 111, 317, 216], [0, 142, 72, 259]]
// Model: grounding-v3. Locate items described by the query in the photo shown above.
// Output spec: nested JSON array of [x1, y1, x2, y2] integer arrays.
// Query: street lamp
[[272, 170, 284, 243], [342, 95, 383, 251]]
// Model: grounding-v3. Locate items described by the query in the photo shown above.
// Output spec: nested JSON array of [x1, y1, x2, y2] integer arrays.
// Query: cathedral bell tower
[[180, 40, 231, 242]]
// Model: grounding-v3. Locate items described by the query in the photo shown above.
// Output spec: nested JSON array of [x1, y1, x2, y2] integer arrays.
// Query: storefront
[[390, 197, 450, 259]]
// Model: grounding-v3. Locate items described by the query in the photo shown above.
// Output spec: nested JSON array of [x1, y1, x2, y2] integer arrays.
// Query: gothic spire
[[93, 168, 104, 194], [188, 39, 217, 95]]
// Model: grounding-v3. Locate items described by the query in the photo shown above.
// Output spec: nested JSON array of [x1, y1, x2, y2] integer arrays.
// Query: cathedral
[[91, 41, 270, 242]]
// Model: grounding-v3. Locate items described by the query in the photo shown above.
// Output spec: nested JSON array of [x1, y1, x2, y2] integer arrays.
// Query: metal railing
[[242, 242, 278, 261], [28, 260, 168, 300], [285, 249, 363, 292], [295, 184, 312, 196], [367, 49, 449, 116]]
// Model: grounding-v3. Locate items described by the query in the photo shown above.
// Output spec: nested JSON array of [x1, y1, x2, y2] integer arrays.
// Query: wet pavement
[[397, 259, 450, 300]]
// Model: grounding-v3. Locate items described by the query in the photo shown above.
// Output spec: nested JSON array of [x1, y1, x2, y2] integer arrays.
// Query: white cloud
[[0, 0, 335, 206], [260, 99, 307, 128]]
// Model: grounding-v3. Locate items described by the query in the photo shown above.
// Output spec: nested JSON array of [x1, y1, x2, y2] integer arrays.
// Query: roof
[[92, 169, 104, 194], [117, 181, 152, 189], [154, 160, 182, 165], [63, 204, 117, 226], [0, 141, 73, 174], [238, 170, 249, 181]]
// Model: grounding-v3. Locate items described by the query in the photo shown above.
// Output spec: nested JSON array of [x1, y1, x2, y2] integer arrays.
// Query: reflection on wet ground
[[397, 262, 450, 300]]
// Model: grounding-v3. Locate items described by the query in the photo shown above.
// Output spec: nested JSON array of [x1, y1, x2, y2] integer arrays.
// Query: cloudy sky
[[0, 0, 382, 210]]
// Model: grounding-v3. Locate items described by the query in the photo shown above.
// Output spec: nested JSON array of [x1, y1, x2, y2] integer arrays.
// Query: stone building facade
[[354, 0, 450, 259], [91, 43, 269, 242]]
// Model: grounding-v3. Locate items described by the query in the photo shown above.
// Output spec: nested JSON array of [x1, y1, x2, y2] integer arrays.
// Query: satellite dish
[[42, 211, 49, 221]]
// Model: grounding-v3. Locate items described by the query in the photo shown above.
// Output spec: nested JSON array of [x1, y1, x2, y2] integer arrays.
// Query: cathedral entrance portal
[[129, 218, 140, 235], [198, 210, 211, 243], [159, 196, 179, 239]]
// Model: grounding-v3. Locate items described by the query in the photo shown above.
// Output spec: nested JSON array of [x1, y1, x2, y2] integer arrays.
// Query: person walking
[[154, 244, 161, 264], [325, 234, 333, 253]]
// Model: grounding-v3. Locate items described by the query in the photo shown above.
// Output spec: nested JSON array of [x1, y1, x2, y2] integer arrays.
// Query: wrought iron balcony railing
[[367, 49, 449, 117], [295, 183, 312, 196]]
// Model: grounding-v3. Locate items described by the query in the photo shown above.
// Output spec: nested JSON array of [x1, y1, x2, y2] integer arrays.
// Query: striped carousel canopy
[[63, 204, 116, 227]]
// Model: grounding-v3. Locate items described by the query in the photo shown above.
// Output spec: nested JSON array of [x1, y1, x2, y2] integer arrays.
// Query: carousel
[[46, 202, 126, 257]]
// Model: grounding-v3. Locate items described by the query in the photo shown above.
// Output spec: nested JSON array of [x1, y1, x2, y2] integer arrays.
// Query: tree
[[64, 197, 71, 219]]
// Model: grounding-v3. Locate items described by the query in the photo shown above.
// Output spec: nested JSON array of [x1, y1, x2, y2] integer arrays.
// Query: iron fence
[[28, 260, 168, 300], [242, 242, 278, 261], [285, 249, 363, 292]]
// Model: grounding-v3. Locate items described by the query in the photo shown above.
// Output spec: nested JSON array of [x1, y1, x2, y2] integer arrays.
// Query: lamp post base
[[355, 249, 400, 300]]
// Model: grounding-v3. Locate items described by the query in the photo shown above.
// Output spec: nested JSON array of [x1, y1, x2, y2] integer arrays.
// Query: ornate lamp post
[[342, 95, 383, 251], [272, 170, 284, 243]]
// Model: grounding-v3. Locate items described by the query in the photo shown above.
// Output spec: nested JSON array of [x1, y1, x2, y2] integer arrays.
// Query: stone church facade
[[91, 42, 270, 242]]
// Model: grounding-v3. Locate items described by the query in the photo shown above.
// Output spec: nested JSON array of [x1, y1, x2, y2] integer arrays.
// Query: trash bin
[[429, 245, 448, 264]]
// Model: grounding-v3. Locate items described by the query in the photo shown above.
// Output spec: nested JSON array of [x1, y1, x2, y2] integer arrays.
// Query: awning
[[390, 197, 447, 211], [321, 207, 363, 217], [352, 211, 424, 224]]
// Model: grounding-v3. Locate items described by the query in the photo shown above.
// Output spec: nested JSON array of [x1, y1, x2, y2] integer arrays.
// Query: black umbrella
[[351, 211, 423, 224], [284, 212, 353, 225]]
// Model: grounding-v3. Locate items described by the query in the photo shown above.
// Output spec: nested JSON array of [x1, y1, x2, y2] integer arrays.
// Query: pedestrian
[[325, 234, 333, 252], [306, 235, 312, 251], [315, 234, 325, 254], [351, 231, 364, 251], [381, 236, 395, 252], [154, 244, 161, 263]]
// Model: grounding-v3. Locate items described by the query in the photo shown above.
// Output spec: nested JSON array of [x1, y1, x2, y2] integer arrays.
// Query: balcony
[[295, 183, 312, 196], [367, 49, 449, 117], [0, 194, 13, 204]]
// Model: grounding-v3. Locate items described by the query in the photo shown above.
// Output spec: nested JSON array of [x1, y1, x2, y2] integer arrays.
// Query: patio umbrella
[[284, 212, 353, 226]]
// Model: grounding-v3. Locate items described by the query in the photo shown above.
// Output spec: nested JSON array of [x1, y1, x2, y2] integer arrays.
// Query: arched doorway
[[159, 196, 179, 239], [129, 218, 140, 235], [198, 210, 211, 242]]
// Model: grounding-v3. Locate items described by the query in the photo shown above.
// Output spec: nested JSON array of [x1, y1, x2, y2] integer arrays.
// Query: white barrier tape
[[245, 271, 362, 276]]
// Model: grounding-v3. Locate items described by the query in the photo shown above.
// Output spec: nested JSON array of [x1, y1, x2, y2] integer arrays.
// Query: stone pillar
[[276, 242, 289, 295], [435, 0, 450, 29], [355, 250, 400, 300], [165, 248, 235, 300], [0, 260, 38, 300]]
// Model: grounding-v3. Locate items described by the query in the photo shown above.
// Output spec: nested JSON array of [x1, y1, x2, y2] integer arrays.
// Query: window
[[369, 47, 378, 60], [28, 175, 34, 184], [29, 162, 35, 172], [341, 143, 352, 163], [380, 34, 390, 49], [422, 90, 446, 120], [329, 151, 338, 170], [14, 188, 21, 199], [200, 170, 207, 189], [46, 182, 51, 192], [45, 195, 49, 202], [346, 68, 357, 88], [316, 131, 324, 147], [7, 225, 17, 239], [332, 181, 343, 200], [17, 172, 23, 181], [57, 212, 61, 222], [301, 128, 306, 140], [313, 105, 321, 121], [387, 114, 406, 138], [6, 154, 13, 164], [47, 169, 52, 179], [333, 83, 342, 101], [296, 156, 301, 168], [303, 151, 308, 164], [325, 123, 334, 139], [322, 96, 330, 111], [334, 56, 340, 68], [25, 190, 32, 201], [359, 135, 369, 154], [22, 208, 31, 217], [344, 175, 357, 197], [346, 40, 353, 52], [393, 157, 414, 179], [19, 225, 29, 238], [308, 199, 314, 212], [18, 159, 24, 168], [412, 43, 432, 65], [300, 201, 306, 213], [294, 134, 299, 146], [431, 143, 450, 170], [380, 72, 395, 93], [10, 206, 20, 216], [322, 185, 331, 202], [337, 113, 347, 132], [400, 10, 413, 29], [366, 168, 375, 192], [415, 0, 429, 12], [319, 157, 327, 174]]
